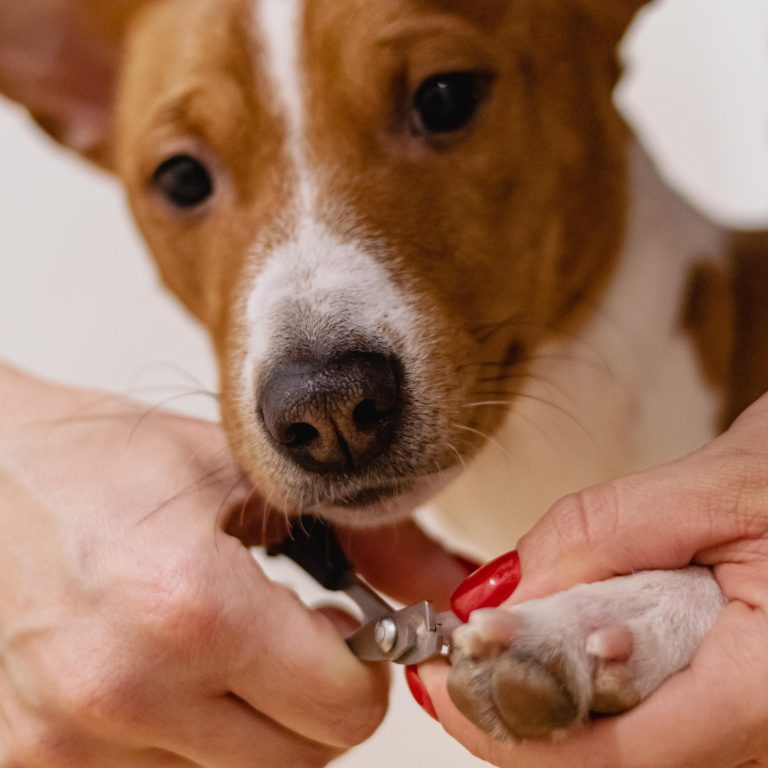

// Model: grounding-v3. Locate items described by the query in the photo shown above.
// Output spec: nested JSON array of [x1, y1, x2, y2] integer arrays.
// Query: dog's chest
[[429, 146, 725, 555]]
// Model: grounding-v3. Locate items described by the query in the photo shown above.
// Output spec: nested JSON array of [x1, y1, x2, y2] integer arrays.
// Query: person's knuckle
[[42, 654, 145, 730], [547, 485, 619, 549], [295, 664, 388, 749], [138, 556, 228, 649], [346, 699, 388, 746], [293, 752, 340, 768]]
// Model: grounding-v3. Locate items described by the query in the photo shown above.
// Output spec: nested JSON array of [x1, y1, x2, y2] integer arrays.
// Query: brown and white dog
[[2, 0, 767, 742]]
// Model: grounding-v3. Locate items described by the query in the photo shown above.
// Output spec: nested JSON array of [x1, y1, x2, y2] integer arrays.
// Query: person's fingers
[[129, 754, 202, 768], [99, 752, 203, 768], [340, 519, 472, 609], [222, 497, 289, 548], [223, 547, 389, 749], [315, 604, 361, 636], [156, 759, 202, 768], [512, 432, 768, 603], [166, 695, 340, 768], [421, 601, 768, 768]]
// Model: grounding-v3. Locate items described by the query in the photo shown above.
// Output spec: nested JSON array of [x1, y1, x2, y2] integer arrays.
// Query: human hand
[[420, 392, 768, 768], [0, 364, 468, 767]]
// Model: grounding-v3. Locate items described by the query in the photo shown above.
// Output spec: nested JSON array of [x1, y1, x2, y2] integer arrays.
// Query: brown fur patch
[[723, 231, 768, 428], [683, 233, 768, 431], [683, 260, 735, 396]]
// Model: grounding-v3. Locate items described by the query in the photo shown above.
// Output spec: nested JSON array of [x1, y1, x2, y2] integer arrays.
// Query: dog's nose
[[259, 352, 401, 474]]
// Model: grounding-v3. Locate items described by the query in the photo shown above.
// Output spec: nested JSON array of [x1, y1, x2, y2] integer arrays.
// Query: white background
[[1, 1, 766, 765]]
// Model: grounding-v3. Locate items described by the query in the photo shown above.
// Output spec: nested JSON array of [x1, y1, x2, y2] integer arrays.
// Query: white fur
[[242, 220, 428, 387], [431, 145, 725, 555], [255, 0, 313, 209]]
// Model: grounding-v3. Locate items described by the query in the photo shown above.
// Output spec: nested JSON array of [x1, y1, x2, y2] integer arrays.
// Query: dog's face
[[1, 0, 648, 524]]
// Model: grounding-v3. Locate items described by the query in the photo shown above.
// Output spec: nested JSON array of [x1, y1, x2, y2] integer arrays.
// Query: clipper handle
[[266, 516, 355, 592]]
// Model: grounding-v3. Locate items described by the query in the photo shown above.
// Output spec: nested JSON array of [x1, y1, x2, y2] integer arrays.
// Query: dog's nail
[[450, 550, 521, 622], [585, 624, 634, 662], [453, 555, 483, 575], [405, 665, 438, 720]]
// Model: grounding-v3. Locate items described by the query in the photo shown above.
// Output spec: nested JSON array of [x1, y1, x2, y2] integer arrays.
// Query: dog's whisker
[[475, 369, 570, 399], [126, 391, 225, 448], [131, 431, 249, 528], [236, 482, 259, 533], [445, 441, 468, 473], [452, 422, 511, 463], [213, 469, 250, 551], [135, 466, 245, 527], [459, 348, 609, 374], [280, 488, 293, 534], [261, 484, 282, 542], [463, 392, 594, 442], [462, 400, 516, 408], [121, 384, 220, 400], [128, 360, 215, 396]]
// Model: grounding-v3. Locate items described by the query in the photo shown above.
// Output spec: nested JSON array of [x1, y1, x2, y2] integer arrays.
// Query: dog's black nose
[[259, 352, 401, 474]]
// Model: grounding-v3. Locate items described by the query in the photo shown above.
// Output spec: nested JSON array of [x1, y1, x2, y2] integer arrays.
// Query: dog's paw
[[447, 567, 725, 741]]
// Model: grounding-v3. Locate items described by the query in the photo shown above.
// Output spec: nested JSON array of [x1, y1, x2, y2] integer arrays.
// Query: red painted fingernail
[[450, 550, 521, 622], [453, 555, 483, 575], [405, 665, 438, 720]]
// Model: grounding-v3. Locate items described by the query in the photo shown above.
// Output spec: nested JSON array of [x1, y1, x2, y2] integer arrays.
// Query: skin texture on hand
[[0, 364, 467, 767], [421, 392, 768, 768]]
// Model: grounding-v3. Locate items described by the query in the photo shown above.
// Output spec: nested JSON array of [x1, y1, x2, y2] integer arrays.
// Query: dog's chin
[[306, 469, 459, 529]]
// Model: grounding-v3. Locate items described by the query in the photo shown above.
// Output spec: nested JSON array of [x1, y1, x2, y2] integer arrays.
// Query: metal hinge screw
[[374, 616, 398, 654]]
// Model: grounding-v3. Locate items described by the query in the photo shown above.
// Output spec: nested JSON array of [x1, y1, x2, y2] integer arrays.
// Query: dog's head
[[1, 0, 652, 524]]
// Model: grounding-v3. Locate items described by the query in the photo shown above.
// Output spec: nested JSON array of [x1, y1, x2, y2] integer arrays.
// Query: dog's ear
[[0, 0, 146, 167]]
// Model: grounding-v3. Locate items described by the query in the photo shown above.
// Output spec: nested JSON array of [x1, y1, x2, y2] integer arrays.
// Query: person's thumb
[[512, 417, 768, 603], [339, 519, 475, 609]]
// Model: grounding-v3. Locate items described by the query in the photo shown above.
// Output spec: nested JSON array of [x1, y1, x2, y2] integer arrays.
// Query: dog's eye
[[152, 155, 213, 208], [412, 72, 487, 135]]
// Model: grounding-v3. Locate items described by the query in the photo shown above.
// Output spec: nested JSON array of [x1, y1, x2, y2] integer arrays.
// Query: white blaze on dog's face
[[108, 0, 649, 523]]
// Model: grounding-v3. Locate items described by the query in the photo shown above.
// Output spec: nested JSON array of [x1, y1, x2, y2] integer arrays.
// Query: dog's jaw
[[307, 467, 460, 527]]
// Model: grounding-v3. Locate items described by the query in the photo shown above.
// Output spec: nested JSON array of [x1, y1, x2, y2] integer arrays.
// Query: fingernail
[[453, 554, 483, 575], [405, 665, 438, 720], [450, 550, 521, 622]]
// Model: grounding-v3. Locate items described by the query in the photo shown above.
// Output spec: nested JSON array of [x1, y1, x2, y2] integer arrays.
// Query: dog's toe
[[490, 651, 579, 738], [447, 652, 500, 735], [586, 625, 641, 714]]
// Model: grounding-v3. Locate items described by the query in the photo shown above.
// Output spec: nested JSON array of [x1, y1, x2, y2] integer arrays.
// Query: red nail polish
[[405, 665, 438, 720], [450, 550, 521, 622]]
